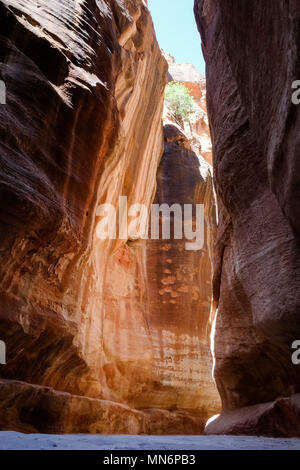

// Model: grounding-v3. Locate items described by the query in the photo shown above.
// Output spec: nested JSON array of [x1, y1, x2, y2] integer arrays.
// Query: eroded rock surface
[[140, 121, 219, 419], [0, 0, 168, 433], [101, 67, 221, 426], [0, 0, 219, 433], [195, 0, 300, 436]]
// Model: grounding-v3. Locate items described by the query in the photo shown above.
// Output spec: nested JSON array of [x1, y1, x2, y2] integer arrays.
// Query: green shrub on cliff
[[165, 81, 195, 122]]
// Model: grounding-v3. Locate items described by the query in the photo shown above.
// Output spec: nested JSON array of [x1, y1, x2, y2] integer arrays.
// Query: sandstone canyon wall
[[195, 0, 300, 436], [0, 0, 219, 434]]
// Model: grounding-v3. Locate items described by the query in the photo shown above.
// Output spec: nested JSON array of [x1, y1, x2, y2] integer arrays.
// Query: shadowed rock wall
[[195, 0, 300, 437]]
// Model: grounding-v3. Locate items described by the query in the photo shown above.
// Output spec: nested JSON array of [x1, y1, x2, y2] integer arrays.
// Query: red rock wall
[[195, 0, 300, 436], [101, 86, 221, 427], [142, 122, 220, 418], [0, 0, 219, 433], [0, 0, 168, 433]]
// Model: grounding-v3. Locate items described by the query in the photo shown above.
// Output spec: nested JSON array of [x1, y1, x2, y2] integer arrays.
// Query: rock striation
[[195, 0, 300, 436], [0, 0, 219, 433], [100, 65, 221, 429], [0, 0, 167, 433], [138, 111, 220, 423]]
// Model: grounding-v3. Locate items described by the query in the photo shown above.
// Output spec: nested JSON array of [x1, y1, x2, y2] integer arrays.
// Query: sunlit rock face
[[0, 0, 219, 435], [162, 52, 212, 164], [195, 0, 300, 436], [102, 69, 221, 428], [0, 0, 170, 433], [163, 51, 207, 109]]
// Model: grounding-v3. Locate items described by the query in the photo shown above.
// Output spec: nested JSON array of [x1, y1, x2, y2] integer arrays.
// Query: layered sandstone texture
[[0, 0, 219, 434], [101, 63, 221, 429], [195, 0, 300, 437], [0, 0, 166, 433], [135, 105, 220, 422]]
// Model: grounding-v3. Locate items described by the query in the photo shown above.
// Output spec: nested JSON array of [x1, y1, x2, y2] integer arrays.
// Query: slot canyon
[[0, 0, 299, 440]]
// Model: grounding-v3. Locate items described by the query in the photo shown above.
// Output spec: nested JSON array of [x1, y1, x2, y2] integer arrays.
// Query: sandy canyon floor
[[0, 432, 300, 450]]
